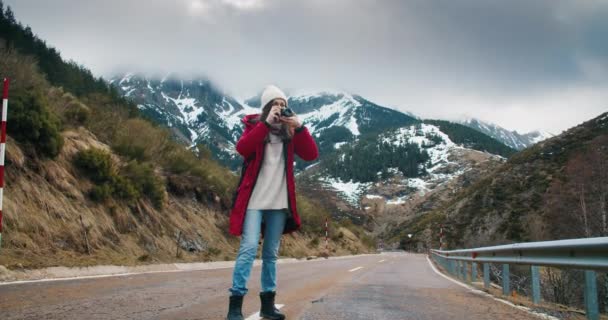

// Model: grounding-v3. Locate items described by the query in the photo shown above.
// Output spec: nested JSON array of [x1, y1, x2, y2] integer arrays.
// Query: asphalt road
[[0, 252, 540, 319]]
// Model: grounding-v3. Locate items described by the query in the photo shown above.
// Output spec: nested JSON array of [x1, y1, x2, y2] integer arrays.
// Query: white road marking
[[348, 266, 363, 272], [0, 253, 385, 286], [378, 259, 386, 263], [425, 256, 558, 320], [245, 304, 285, 320]]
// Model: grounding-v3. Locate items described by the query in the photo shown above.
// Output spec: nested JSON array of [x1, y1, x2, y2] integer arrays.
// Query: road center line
[[378, 259, 386, 262], [348, 266, 363, 272], [245, 304, 285, 320]]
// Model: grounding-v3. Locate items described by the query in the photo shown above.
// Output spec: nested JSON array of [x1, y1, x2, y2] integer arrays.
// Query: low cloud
[[5, 0, 608, 133]]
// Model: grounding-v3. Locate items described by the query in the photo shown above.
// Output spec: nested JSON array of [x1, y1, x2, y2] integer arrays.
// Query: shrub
[[122, 161, 165, 208], [73, 148, 114, 183], [74, 148, 165, 207], [64, 101, 91, 125], [112, 118, 171, 162], [110, 175, 139, 201], [208, 247, 221, 256], [89, 183, 113, 201], [162, 147, 198, 174], [8, 88, 64, 158]]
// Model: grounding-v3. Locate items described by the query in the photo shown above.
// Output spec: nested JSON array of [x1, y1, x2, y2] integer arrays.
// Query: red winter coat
[[229, 114, 319, 236]]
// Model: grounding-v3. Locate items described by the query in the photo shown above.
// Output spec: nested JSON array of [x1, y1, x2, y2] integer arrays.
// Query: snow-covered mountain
[[110, 73, 418, 169], [299, 123, 505, 207], [457, 117, 554, 150], [111, 73, 512, 228], [110, 73, 259, 168], [296, 121, 506, 230]]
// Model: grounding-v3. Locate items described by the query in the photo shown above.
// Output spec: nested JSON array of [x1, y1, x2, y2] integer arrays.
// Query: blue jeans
[[229, 209, 287, 296]]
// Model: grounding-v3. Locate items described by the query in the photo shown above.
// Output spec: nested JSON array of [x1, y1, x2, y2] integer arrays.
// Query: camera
[[280, 108, 294, 117]]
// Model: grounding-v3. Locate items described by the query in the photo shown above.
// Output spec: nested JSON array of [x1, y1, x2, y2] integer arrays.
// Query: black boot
[[259, 291, 285, 320], [226, 294, 244, 320]]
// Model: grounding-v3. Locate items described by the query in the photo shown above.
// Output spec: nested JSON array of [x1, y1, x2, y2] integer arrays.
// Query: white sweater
[[247, 132, 289, 210]]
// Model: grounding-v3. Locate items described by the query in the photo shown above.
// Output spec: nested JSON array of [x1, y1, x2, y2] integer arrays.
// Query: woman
[[226, 85, 319, 320]]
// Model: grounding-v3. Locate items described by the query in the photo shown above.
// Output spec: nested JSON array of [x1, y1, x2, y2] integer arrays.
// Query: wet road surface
[[0, 252, 540, 319]]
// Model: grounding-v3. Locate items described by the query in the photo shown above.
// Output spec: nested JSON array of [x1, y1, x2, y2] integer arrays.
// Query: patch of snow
[[225, 102, 260, 130], [365, 194, 383, 199], [318, 176, 372, 207], [387, 167, 400, 175], [221, 99, 254, 130], [387, 196, 407, 205], [146, 80, 155, 93], [407, 178, 429, 193], [188, 128, 199, 145], [382, 123, 462, 174], [197, 124, 210, 140], [124, 87, 136, 97], [297, 93, 362, 136], [160, 91, 205, 125], [334, 142, 347, 149], [119, 73, 134, 85], [345, 114, 360, 135], [304, 162, 320, 170], [161, 92, 171, 103]]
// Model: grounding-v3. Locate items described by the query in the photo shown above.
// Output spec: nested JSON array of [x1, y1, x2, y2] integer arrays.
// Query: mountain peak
[[455, 116, 553, 150]]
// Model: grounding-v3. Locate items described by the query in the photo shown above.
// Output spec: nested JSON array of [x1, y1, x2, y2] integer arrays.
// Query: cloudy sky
[[5, 0, 608, 134]]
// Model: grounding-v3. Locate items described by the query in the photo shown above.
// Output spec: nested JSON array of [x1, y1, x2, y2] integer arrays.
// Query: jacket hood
[[242, 113, 261, 128]]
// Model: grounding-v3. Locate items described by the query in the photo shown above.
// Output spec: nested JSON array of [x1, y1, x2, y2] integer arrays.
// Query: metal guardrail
[[430, 237, 608, 320]]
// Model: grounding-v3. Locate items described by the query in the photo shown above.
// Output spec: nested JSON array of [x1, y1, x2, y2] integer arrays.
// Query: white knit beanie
[[260, 85, 288, 110]]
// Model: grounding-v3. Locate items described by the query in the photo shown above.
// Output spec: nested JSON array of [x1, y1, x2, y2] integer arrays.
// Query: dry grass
[[0, 128, 374, 270]]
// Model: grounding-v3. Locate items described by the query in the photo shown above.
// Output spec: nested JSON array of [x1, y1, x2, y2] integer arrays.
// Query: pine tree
[[5, 5, 14, 24]]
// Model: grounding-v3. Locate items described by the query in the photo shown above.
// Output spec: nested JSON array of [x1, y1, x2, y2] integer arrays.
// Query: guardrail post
[[472, 262, 477, 282], [465, 262, 470, 282], [450, 259, 454, 275], [461, 261, 466, 280], [531, 265, 541, 304], [483, 263, 490, 289], [584, 270, 599, 320], [502, 264, 510, 296]]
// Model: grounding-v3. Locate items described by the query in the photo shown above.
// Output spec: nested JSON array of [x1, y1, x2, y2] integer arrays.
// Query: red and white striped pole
[[0, 78, 8, 248], [325, 217, 328, 254]]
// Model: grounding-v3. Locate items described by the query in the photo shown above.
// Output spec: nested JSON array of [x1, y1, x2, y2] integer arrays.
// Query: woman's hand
[[279, 113, 302, 129], [280, 113, 301, 137], [265, 105, 283, 124]]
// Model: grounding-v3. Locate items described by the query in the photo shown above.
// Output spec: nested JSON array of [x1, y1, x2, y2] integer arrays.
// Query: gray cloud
[[5, 0, 608, 134]]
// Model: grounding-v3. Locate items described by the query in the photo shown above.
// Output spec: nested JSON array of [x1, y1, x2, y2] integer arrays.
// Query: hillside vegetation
[[392, 112, 608, 249], [0, 5, 375, 269]]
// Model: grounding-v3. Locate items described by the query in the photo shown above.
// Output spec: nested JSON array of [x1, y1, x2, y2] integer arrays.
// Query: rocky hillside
[[390, 111, 608, 249], [0, 9, 376, 270], [1, 126, 371, 269], [297, 122, 507, 236]]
